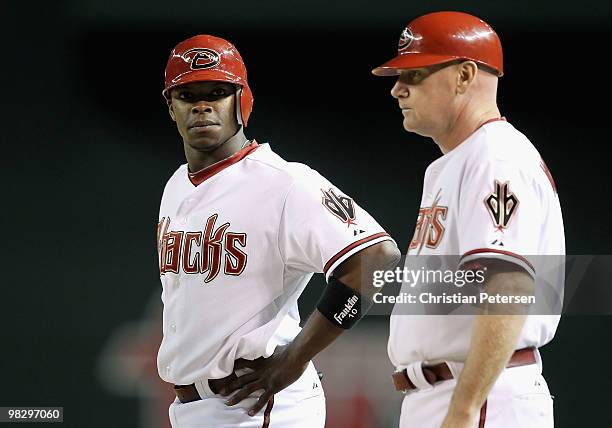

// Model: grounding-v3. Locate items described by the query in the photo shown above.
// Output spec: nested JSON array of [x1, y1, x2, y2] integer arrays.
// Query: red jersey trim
[[188, 141, 259, 186], [479, 399, 487, 428], [460, 248, 536, 274], [540, 159, 558, 194], [262, 396, 274, 428], [479, 116, 506, 129], [323, 232, 391, 276]]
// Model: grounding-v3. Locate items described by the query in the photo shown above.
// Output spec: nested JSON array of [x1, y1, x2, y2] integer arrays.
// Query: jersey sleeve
[[278, 171, 394, 281], [458, 160, 541, 276]]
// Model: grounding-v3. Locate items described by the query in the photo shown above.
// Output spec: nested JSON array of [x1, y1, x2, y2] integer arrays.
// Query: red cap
[[163, 35, 254, 126], [372, 11, 503, 77]]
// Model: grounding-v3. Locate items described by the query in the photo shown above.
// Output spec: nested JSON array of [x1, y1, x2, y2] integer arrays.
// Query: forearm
[[285, 240, 400, 366], [446, 266, 532, 419], [284, 311, 344, 366], [447, 313, 527, 417]]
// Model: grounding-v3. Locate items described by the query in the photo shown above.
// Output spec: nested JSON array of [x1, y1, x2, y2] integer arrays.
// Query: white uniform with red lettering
[[388, 119, 564, 427], [157, 141, 393, 428]]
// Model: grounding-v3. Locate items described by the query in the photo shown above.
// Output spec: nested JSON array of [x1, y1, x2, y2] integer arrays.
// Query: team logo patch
[[183, 48, 221, 70], [485, 180, 519, 229], [321, 188, 356, 226], [398, 27, 415, 51]]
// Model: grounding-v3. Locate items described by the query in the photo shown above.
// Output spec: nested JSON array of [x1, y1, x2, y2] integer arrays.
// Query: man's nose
[[191, 101, 213, 114], [390, 80, 409, 99]]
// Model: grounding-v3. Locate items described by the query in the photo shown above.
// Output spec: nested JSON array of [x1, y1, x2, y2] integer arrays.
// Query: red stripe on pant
[[479, 399, 487, 428], [262, 396, 275, 428]]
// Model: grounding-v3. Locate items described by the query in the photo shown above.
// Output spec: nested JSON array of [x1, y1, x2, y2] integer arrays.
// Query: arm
[[264, 238, 401, 369], [220, 240, 401, 414], [441, 264, 533, 428]]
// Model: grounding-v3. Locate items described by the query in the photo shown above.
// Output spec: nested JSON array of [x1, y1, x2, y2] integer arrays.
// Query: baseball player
[[157, 35, 400, 427], [371, 12, 565, 427]]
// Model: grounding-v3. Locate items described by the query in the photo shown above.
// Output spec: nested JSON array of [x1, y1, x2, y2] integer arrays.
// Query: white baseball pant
[[398, 361, 554, 427], [168, 361, 325, 428]]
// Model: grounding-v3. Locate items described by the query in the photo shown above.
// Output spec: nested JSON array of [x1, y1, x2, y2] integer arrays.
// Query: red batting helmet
[[372, 11, 503, 77], [163, 35, 254, 126]]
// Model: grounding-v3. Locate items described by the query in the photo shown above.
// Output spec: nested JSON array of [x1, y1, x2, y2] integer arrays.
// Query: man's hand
[[218, 345, 309, 416]]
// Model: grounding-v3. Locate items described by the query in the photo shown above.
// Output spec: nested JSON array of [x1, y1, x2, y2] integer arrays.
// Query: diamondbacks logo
[[183, 48, 221, 70], [409, 192, 448, 252], [157, 214, 247, 283], [321, 188, 356, 227], [485, 180, 519, 229], [398, 27, 415, 51]]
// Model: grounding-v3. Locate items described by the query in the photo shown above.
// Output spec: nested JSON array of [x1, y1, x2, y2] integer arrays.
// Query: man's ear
[[456, 61, 478, 94]]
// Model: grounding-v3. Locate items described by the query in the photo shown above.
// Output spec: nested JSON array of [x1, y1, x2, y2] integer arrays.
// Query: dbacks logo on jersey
[[484, 180, 519, 230], [409, 191, 448, 252], [157, 213, 247, 283], [321, 188, 357, 227]]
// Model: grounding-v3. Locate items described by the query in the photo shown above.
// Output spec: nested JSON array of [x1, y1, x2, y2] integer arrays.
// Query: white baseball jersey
[[388, 119, 565, 367], [156, 141, 393, 385]]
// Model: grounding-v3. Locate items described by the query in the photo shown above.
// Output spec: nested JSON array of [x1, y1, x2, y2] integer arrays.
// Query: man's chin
[[185, 137, 224, 152], [402, 120, 418, 134], [402, 120, 429, 137]]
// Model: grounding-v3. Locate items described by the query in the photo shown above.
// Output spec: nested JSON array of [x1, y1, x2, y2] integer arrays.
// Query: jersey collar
[[426, 117, 508, 170], [188, 140, 259, 186], [478, 116, 506, 129]]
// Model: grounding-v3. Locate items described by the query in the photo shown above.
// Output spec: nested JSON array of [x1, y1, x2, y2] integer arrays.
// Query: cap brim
[[164, 69, 244, 94], [372, 53, 458, 76]]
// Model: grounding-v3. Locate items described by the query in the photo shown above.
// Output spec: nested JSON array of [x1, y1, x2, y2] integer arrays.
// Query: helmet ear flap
[[236, 84, 254, 127], [235, 86, 244, 126]]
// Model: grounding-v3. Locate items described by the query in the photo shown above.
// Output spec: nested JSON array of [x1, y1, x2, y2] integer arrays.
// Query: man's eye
[[399, 70, 424, 84], [409, 70, 422, 79], [178, 92, 192, 99], [212, 88, 228, 96]]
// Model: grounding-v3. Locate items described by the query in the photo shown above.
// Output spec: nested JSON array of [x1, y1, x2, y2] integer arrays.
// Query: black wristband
[[316, 277, 368, 329]]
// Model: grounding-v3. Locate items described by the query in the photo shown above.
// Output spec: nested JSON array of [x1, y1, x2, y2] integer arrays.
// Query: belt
[[392, 347, 537, 393], [174, 373, 238, 404]]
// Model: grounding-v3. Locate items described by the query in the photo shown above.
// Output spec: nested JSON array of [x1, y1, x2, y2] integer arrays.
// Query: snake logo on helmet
[[183, 48, 221, 71], [373, 11, 504, 77], [398, 27, 415, 51], [163, 35, 254, 127]]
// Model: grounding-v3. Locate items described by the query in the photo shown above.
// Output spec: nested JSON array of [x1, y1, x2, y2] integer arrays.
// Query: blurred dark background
[[3, 0, 612, 426]]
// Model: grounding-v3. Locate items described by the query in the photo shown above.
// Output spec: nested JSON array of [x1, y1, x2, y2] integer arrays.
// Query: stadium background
[[3, 0, 611, 426]]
